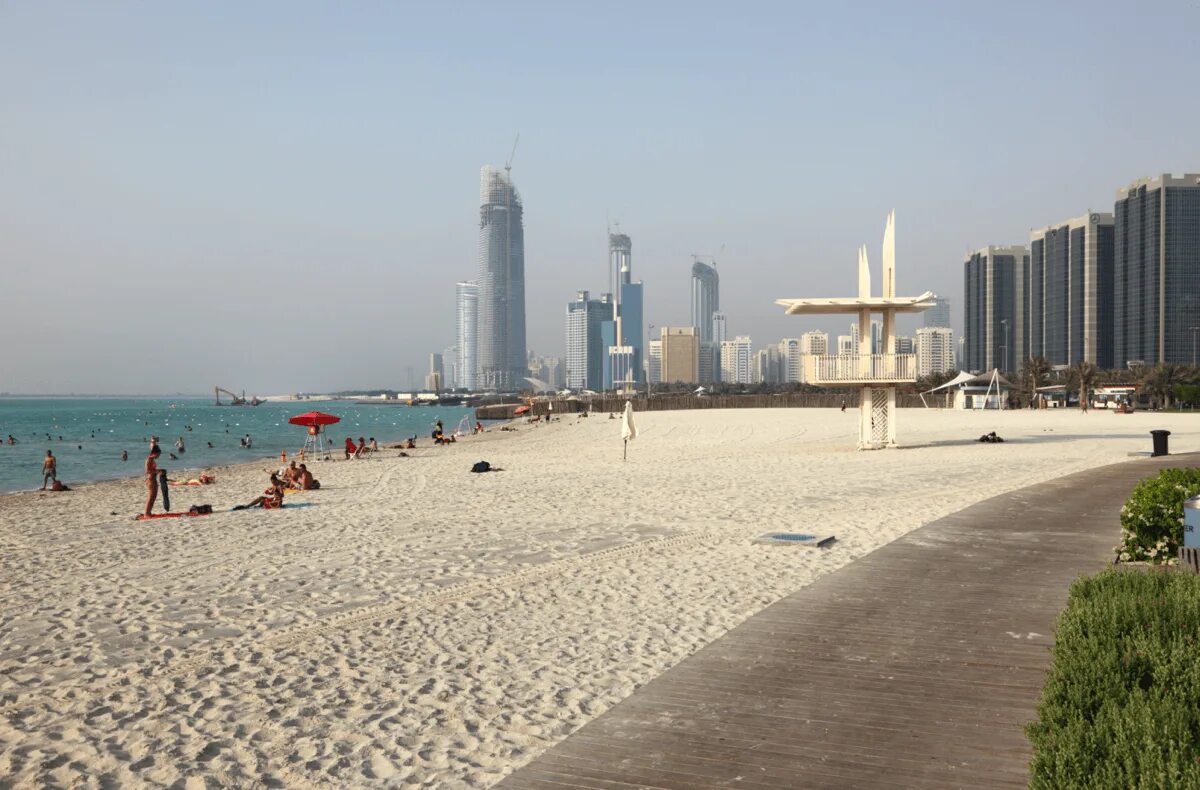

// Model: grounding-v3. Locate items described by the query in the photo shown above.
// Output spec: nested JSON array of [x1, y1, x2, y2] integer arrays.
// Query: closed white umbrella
[[621, 401, 637, 460]]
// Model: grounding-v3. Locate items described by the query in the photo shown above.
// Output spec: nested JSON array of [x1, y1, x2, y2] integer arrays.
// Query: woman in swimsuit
[[144, 444, 161, 517], [234, 473, 285, 510]]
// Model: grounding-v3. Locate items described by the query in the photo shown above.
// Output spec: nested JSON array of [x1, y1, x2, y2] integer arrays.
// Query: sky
[[1, 1, 1198, 394]]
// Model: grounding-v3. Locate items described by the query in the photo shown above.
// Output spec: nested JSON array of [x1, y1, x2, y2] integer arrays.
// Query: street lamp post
[[1000, 319, 1009, 373]]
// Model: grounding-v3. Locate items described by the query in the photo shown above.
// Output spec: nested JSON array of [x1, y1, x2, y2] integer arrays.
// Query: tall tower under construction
[[476, 166, 526, 391]]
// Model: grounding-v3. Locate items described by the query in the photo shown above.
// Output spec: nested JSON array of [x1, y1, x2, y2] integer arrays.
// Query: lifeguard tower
[[776, 212, 936, 449]]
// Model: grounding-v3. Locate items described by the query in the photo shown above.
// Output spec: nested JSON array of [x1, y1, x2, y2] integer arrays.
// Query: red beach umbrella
[[514, 405, 530, 415], [290, 411, 341, 458], [288, 411, 342, 427]]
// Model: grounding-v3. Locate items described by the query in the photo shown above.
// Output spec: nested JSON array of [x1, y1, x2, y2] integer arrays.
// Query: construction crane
[[505, 133, 520, 178], [214, 387, 263, 406]]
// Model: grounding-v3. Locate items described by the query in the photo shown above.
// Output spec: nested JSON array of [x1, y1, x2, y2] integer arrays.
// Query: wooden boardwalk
[[500, 454, 1194, 789]]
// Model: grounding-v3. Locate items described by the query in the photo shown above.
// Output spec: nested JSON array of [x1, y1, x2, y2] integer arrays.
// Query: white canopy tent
[[920, 370, 1014, 409]]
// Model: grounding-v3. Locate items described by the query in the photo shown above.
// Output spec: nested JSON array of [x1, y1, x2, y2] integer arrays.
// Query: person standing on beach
[[144, 444, 162, 517], [40, 451, 57, 489]]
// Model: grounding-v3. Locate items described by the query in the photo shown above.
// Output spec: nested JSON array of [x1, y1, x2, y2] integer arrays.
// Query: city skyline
[[3, 4, 1200, 393]]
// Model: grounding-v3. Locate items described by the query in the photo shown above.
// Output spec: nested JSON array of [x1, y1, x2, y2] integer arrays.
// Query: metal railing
[[804, 353, 918, 384]]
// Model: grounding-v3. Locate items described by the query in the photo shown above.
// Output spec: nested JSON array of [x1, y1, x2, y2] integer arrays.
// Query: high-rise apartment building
[[963, 245, 1029, 372], [924, 295, 951, 329], [916, 327, 955, 377], [800, 330, 829, 357], [754, 346, 785, 384], [836, 335, 854, 355], [894, 336, 915, 355], [778, 338, 803, 383], [1028, 212, 1115, 368], [720, 336, 752, 384], [1114, 174, 1200, 366], [565, 291, 611, 390], [647, 340, 663, 385], [476, 166, 526, 391], [661, 327, 699, 384], [455, 281, 478, 391], [691, 260, 719, 342]]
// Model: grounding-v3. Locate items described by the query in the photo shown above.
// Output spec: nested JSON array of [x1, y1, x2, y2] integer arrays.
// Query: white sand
[[1, 407, 1196, 787]]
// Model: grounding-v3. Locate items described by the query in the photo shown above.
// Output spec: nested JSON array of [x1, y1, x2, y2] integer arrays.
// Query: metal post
[[1000, 319, 1009, 374]]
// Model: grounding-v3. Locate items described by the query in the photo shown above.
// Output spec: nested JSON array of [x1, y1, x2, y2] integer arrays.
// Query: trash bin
[[1150, 429, 1171, 457], [1185, 496, 1200, 549]]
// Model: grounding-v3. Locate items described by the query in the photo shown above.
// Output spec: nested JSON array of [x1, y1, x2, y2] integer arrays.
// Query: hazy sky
[[2, 2, 1198, 394]]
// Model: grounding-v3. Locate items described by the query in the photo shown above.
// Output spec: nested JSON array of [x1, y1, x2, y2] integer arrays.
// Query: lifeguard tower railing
[[804, 353, 917, 385]]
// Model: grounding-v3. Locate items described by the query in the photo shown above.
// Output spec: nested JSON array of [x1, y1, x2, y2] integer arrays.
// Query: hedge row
[[1116, 467, 1200, 563], [1027, 570, 1200, 788]]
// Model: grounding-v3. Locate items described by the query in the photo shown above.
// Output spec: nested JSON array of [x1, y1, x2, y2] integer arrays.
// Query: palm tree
[[1143, 363, 1185, 409], [1021, 356, 1051, 407], [1072, 361, 1098, 412]]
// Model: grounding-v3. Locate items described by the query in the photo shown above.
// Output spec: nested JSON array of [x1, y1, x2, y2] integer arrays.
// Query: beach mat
[[754, 532, 836, 548]]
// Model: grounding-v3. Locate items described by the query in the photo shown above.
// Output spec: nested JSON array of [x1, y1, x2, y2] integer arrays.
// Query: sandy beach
[[1, 407, 1196, 788]]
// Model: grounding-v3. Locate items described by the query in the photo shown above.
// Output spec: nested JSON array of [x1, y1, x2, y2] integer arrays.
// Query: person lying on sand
[[233, 473, 285, 510]]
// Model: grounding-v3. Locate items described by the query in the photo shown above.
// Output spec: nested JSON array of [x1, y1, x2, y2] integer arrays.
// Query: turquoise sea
[[0, 398, 475, 494]]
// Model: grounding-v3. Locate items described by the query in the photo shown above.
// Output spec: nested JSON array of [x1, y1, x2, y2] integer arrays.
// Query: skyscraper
[[1114, 174, 1200, 366], [565, 291, 611, 390], [916, 327, 955, 377], [1028, 212, 1115, 368], [691, 259, 719, 342], [924, 296, 951, 329], [455, 281, 478, 391], [476, 166, 526, 391], [701, 311, 727, 384], [441, 345, 458, 391], [603, 232, 644, 388], [963, 246, 1028, 373]]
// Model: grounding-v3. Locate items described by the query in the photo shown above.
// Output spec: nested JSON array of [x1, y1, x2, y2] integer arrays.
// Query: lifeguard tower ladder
[[776, 212, 936, 449]]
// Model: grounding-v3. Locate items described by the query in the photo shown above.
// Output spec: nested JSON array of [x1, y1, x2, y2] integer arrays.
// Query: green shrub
[[1027, 570, 1200, 788], [1116, 468, 1200, 563]]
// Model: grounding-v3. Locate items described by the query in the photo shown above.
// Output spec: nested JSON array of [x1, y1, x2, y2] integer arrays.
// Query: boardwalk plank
[[500, 455, 1194, 789]]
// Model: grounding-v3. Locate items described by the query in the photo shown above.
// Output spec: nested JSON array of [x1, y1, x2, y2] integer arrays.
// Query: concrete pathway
[[500, 454, 1194, 789]]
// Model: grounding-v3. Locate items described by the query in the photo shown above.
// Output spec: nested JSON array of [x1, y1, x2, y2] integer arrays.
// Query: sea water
[[0, 398, 475, 494]]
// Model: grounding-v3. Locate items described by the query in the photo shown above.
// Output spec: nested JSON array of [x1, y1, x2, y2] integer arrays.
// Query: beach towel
[[134, 511, 212, 521]]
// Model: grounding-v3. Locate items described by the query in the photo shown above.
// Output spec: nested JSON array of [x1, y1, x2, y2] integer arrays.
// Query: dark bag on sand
[[189, 504, 213, 515], [471, 461, 491, 473]]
